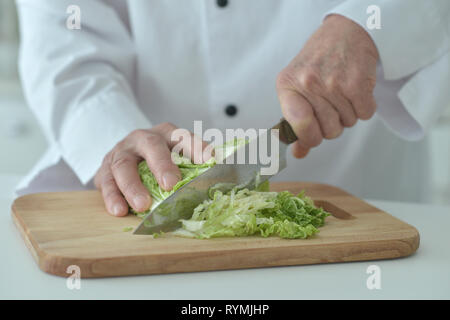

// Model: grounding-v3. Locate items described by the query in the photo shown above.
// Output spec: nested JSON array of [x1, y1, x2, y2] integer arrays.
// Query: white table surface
[[1, 177, 449, 299]]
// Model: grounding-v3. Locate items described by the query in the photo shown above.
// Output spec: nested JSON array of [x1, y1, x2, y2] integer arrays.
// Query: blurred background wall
[[0, 0, 449, 203], [0, 0, 47, 197]]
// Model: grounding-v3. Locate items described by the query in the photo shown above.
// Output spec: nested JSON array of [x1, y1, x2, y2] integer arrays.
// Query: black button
[[225, 105, 238, 117], [216, 0, 228, 8]]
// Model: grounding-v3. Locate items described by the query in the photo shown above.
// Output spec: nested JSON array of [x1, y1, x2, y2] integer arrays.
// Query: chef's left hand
[[276, 14, 379, 158]]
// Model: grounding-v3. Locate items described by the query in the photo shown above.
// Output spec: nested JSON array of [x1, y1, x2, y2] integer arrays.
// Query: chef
[[15, 0, 450, 216]]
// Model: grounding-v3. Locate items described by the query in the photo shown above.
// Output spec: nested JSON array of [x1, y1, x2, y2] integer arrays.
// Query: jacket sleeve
[[325, 0, 450, 140], [16, 0, 151, 184]]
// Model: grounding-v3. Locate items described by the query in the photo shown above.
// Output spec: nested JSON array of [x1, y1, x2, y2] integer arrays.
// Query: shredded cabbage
[[134, 153, 215, 217], [173, 189, 329, 239], [122, 226, 133, 232]]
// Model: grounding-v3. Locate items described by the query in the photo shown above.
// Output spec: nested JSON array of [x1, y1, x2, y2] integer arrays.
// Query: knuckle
[[99, 175, 121, 200], [324, 76, 340, 93], [101, 174, 116, 188], [156, 122, 177, 134], [103, 186, 120, 202], [276, 69, 296, 90], [298, 69, 320, 92], [121, 181, 141, 198], [161, 121, 176, 130], [346, 76, 375, 98], [342, 76, 362, 97], [142, 133, 163, 148], [129, 129, 148, 141], [110, 155, 133, 172], [277, 67, 321, 93], [344, 85, 360, 102]]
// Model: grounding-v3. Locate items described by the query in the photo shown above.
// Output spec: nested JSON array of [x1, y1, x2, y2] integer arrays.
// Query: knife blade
[[133, 118, 298, 235]]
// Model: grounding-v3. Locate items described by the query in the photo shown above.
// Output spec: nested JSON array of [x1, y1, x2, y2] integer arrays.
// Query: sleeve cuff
[[376, 50, 450, 141], [59, 90, 152, 184], [396, 50, 450, 139], [324, 0, 450, 80]]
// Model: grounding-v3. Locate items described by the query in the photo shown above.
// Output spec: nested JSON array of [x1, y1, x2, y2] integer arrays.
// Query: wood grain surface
[[11, 182, 420, 278]]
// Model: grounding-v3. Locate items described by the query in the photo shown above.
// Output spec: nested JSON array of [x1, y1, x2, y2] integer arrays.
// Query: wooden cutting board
[[11, 182, 419, 278]]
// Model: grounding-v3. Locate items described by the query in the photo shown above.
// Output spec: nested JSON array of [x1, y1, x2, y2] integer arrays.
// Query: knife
[[133, 118, 298, 235]]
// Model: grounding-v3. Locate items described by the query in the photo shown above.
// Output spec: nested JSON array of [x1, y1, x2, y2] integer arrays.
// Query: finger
[[135, 132, 182, 191], [156, 122, 212, 164], [321, 80, 357, 127], [336, 96, 358, 127], [278, 88, 323, 149], [109, 152, 152, 212], [305, 93, 343, 139], [291, 141, 310, 159], [353, 93, 377, 120], [347, 78, 377, 120], [100, 171, 130, 217], [95, 165, 130, 217]]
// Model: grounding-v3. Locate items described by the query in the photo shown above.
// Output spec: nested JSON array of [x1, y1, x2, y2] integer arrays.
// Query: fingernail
[[113, 203, 126, 216], [163, 172, 180, 190], [133, 194, 150, 211]]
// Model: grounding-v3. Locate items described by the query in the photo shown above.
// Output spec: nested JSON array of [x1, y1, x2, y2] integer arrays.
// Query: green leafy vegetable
[[122, 226, 133, 232], [133, 153, 216, 217], [213, 137, 249, 162], [132, 138, 330, 239], [173, 188, 329, 239], [133, 139, 245, 217]]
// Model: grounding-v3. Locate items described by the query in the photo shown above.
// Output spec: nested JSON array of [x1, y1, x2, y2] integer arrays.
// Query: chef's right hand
[[276, 15, 379, 158], [94, 122, 211, 217]]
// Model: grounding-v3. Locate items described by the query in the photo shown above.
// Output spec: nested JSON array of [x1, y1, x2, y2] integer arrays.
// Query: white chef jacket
[[15, 0, 450, 202]]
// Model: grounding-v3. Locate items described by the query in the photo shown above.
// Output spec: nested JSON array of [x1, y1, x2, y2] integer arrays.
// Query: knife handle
[[272, 118, 298, 145]]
